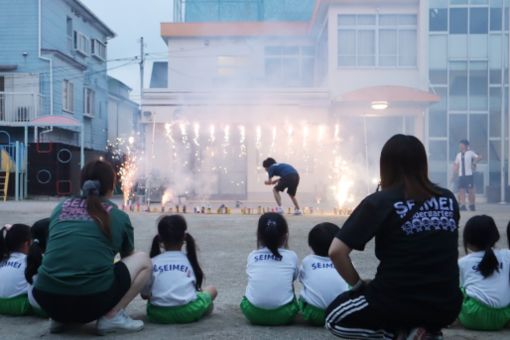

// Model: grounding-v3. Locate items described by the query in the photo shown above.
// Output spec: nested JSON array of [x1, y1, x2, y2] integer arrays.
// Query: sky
[[81, 0, 174, 102]]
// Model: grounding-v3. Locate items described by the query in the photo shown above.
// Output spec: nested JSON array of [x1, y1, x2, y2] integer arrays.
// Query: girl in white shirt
[[299, 223, 349, 326], [458, 215, 510, 330], [0, 224, 32, 316], [143, 215, 217, 323], [241, 212, 299, 325]]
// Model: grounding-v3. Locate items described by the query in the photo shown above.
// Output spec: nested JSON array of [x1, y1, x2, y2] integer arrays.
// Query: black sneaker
[[460, 205, 467, 211], [469, 204, 475, 211]]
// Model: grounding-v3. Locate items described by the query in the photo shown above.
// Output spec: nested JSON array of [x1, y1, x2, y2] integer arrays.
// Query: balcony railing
[[0, 92, 43, 124]]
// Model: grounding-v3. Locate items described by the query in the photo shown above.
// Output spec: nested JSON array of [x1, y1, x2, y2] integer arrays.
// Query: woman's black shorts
[[33, 261, 131, 323]]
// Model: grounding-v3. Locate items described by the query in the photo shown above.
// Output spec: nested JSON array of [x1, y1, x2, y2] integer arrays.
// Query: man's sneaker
[[469, 204, 476, 211], [460, 205, 467, 211], [275, 206, 284, 214], [50, 319, 72, 334], [96, 309, 144, 335], [293, 209, 302, 216]]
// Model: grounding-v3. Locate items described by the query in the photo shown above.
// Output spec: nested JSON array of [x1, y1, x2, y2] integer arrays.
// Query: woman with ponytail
[[240, 212, 299, 326], [458, 215, 510, 330], [0, 224, 32, 316], [142, 214, 217, 324], [33, 160, 151, 335]]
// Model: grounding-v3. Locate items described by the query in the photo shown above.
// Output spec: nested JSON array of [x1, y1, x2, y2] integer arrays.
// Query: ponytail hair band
[[266, 219, 277, 231], [32, 239, 40, 244], [82, 180, 101, 197]]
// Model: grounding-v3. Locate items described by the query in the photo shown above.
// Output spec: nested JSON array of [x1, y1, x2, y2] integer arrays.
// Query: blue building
[[0, 0, 115, 196]]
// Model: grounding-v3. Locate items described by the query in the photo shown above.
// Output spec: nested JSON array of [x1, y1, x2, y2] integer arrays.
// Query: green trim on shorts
[[147, 291, 213, 324], [240, 296, 299, 326], [0, 294, 31, 316], [459, 289, 510, 331], [298, 298, 326, 326], [31, 306, 48, 318]]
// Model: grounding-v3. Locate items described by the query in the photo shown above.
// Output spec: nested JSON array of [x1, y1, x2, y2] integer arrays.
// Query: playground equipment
[[0, 141, 26, 201]]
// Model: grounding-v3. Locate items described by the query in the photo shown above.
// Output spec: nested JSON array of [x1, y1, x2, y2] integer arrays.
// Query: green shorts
[[298, 298, 326, 326], [147, 292, 213, 324], [240, 297, 299, 326], [0, 294, 31, 316], [459, 290, 510, 331]]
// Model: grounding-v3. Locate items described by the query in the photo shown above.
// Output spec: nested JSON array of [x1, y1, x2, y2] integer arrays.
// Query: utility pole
[[139, 36, 145, 108]]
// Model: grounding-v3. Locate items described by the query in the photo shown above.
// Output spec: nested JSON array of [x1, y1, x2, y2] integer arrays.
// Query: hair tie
[[266, 220, 277, 231], [33, 239, 40, 244], [82, 180, 101, 197]]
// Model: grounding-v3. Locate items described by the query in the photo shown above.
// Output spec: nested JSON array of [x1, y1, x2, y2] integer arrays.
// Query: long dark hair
[[150, 215, 204, 290], [0, 224, 31, 262], [80, 160, 116, 239], [464, 215, 500, 278], [25, 218, 50, 284], [380, 134, 440, 200], [257, 213, 288, 259]]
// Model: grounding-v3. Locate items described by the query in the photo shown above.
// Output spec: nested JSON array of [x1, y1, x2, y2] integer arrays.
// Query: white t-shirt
[[143, 251, 197, 307], [454, 150, 478, 176], [245, 247, 298, 309], [0, 252, 29, 298], [458, 249, 510, 308], [299, 254, 349, 310]]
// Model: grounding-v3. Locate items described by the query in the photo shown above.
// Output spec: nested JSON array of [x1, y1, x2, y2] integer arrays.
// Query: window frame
[[91, 39, 106, 61], [73, 31, 90, 56], [62, 80, 74, 113], [337, 13, 418, 69], [83, 88, 95, 117]]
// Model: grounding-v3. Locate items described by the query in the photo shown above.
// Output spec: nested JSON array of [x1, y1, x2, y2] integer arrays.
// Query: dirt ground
[[0, 199, 509, 339]]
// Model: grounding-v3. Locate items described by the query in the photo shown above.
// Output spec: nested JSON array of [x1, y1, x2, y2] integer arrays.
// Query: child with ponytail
[[458, 215, 510, 330], [240, 213, 299, 325], [25, 218, 50, 317], [0, 224, 32, 316], [143, 215, 217, 323]]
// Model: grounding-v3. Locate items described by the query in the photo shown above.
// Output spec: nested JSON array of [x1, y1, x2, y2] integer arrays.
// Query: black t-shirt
[[336, 186, 462, 323]]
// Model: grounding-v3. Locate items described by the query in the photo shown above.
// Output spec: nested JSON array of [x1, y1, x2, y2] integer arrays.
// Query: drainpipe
[[38, 0, 53, 116]]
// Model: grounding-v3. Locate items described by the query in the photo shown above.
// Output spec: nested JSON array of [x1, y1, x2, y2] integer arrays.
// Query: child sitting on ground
[[240, 212, 299, 326], [299, 222, 349, 326], [458, 215, 510, 330], [25, 218, 50, 317], [0, 224, 32, 316], [143, 215, 217, 323]]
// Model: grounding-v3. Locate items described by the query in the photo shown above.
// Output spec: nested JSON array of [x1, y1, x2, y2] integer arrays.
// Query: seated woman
[[326, 135, 462, 340], [33, 160, 151, 335]]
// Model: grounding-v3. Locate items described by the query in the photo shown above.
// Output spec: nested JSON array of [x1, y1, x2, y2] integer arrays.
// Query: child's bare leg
[[203, 286, 217, 300], [273, 188, 282, 207], [289, 195, 300, 210]]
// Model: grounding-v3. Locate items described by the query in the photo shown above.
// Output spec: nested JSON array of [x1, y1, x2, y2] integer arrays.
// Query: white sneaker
[[96, 309, 144, 335], [275, 206, 284, 214], [293, 209, 302, 216]]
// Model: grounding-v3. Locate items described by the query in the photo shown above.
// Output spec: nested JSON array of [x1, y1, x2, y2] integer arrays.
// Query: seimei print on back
[[58, 198, 113, 221], [394, 196, 457, 235]]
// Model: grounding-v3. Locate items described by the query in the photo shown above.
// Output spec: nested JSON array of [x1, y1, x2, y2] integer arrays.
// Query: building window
[[450, 8, 468, 34], [66, 17, 73, 50], [337, 14, 417, 68], [74, 31, 90, 55], [91, 39, 106, 61], [469, 61, 489, 110], [264, 45, 314, 86], [449, 61, 468, 110], [490, 1, 503, 31], [430, 0, 448, 32], [62, 80, 74, 112], [470, 7, 489, 34], [84, 88, 95, 116]]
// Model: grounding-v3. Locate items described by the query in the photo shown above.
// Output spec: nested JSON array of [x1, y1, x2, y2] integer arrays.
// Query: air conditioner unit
[[143, 111, 153, 121]]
